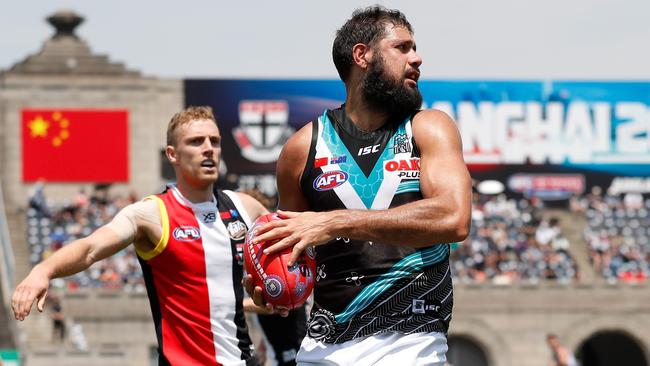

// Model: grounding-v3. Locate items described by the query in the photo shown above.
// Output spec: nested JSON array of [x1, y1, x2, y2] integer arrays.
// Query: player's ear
[[352, 43, 370, 70], [165, 145, 178, 165]]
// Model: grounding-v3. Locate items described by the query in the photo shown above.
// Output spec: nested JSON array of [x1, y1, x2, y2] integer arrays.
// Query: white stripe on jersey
[[202, 216, 244, 365], [224, 190, 253, 227], [371, 120, 415, 210], [170, 186, 247, 365]]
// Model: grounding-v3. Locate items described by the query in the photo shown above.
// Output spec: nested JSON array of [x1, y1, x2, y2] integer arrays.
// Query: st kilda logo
[[227, 220, 247, 241], [313, 170, 349, 191], [233, 100, 294, 163], [173, 226, 201, 242], [384, 158, 420, 179]]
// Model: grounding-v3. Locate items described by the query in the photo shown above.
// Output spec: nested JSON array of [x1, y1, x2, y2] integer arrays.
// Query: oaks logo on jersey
[[233, 100, 295, 163], [313, 171, 349, 191], [227, 220, 247, 241], [384, 158, 420, 179], [173, 226, 201, 242]]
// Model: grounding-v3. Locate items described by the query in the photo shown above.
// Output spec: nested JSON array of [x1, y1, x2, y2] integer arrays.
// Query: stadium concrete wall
[[19, 283, 645, 366]]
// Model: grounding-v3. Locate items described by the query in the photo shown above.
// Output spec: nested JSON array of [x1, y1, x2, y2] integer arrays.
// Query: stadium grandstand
[[1, 9, 649, 366]]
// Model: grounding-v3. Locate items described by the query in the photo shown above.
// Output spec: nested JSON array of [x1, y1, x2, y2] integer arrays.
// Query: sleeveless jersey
[[299, 107, 453, 344], [137, 186, 257, 366]]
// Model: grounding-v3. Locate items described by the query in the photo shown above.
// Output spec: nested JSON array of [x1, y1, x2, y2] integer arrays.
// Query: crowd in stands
[[27, 183, 145, 292], [577, 187, 650, 283], [26, 183, 649, 289], [450, 192, 579, 285]]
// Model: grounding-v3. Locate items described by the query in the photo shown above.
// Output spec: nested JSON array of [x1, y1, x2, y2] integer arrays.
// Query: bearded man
[[247, 6, 472, 366]]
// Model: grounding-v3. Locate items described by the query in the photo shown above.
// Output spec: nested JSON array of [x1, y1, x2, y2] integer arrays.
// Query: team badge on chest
[[227, 220, 247, 240], [392, 133, 412, 154]]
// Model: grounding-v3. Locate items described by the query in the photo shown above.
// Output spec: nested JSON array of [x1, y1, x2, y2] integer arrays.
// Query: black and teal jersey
[[299, 106, 453, 344]]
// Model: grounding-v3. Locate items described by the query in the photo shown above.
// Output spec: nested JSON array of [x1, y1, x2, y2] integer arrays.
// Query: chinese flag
[[22, 109, 129, 182]]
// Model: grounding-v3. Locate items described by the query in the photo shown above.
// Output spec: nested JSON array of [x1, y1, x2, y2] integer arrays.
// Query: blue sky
[[2, 0, 649, 80]]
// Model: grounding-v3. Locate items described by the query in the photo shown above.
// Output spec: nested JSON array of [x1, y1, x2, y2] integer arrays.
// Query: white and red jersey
[[137, 186, 256, 366]]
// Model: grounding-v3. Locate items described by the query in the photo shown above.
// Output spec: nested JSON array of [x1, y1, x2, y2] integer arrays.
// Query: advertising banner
[[185, 80, 650, 197]]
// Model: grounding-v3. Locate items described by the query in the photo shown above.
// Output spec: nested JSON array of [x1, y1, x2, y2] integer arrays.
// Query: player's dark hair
[[333, 6, 413, 82]]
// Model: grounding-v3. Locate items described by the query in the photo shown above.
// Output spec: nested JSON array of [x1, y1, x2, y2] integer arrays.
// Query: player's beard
[[362, 53, 422, 120]]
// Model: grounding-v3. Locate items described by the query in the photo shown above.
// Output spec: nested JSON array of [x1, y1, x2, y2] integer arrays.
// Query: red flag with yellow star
[[22, 109, 128, 182]]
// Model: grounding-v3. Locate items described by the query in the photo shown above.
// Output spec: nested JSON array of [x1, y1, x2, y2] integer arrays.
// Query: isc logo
[[173, 226, 201, 242], [313, 171, 349, 191], [358, 144, 380, 156]]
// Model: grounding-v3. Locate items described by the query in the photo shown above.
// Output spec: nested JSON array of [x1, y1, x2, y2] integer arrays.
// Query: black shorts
[[257, 305, 307, 366]]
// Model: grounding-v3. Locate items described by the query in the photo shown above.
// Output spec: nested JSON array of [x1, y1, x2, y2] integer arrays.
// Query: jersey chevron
[[315, 111, 413, 210]]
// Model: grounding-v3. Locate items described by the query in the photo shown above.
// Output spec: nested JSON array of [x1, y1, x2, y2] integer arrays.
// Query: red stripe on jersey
[[149, 191, 220, 365]]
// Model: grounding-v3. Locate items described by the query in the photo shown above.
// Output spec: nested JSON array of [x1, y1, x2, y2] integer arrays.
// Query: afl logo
[[173, 226, 201, 242], [313, 171, 348, 191]]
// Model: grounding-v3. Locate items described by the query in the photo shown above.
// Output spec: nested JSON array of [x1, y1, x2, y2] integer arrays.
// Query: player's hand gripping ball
[[244, 213, 316, 309]]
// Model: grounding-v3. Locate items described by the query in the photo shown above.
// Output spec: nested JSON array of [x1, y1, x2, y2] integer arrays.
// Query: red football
[[244, 213, 316, 309]]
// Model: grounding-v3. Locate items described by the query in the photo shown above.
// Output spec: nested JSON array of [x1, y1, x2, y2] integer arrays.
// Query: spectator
[[69, 322, 88, 351], [49, 293, 66, 343], [26, 185, 146, 291], [623, 192, 644, 210], [28, 180, 50, 217], [451, 193, 578, 284], [583, 190, 649, 282], [536, 217, 561, 246], [546, 333, 578, 366]]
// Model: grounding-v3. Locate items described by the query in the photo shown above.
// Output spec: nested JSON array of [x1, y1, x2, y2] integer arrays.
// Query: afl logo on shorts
[[313, 171, 348, 191], [173, 226, 201, 242]]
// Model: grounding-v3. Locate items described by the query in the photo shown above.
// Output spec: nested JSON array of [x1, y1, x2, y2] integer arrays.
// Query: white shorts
[[296, 332, 448, 366]]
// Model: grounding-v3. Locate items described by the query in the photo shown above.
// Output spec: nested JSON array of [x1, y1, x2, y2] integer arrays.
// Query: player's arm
[[555, 347, 570, 366], [11, 200, 157, 320], [258, 110, 472, 265], [275, 122, 312, 213], [242, 297, 273, 314]]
